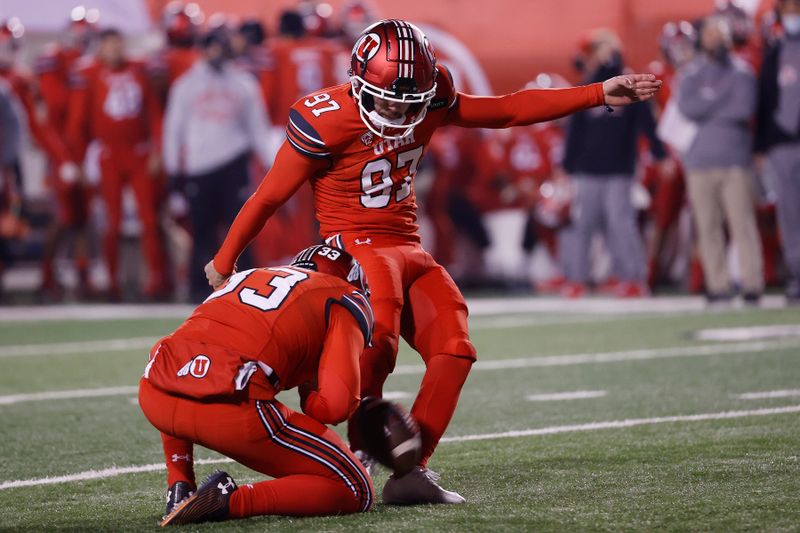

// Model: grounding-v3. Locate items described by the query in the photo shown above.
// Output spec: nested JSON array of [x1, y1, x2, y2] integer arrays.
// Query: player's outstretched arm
[[445, 73, 662, 129], [207, 142, 326, 288], [300, 305, 364, 425]]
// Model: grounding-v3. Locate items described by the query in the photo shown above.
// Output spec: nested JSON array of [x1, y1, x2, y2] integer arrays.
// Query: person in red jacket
[[140, 245, 373, 525], [34, 12, 97, 299], [148, 1, 202, 108], [205, 19, 661, 504], [67, 28, 167, 300]]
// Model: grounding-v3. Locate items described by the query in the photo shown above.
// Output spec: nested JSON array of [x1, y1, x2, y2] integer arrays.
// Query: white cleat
[[382, 467, 466, 505]]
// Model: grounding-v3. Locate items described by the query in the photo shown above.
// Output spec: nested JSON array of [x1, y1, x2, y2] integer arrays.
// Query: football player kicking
[[139, 245, 374, 525], [205, 19, 662, 504]]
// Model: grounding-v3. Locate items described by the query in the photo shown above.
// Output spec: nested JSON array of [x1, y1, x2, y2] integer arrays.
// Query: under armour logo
[[218, 477, 235, 495], [171, 453, 192, 463], [354, 238, 372, 246]]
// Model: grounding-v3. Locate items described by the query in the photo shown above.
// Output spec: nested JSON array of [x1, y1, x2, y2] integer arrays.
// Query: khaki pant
[[686, 166, 763, 295]]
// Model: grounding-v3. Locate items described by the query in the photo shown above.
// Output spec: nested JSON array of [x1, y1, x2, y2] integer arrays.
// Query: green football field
[[1, 299, 799, 532]]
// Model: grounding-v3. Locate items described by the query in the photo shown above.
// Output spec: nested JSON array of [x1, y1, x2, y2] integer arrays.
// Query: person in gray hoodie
[[678, 15, 762, 304], [163, 25, 273, 300]]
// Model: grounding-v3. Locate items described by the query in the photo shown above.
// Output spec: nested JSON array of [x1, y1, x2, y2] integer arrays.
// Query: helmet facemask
[[350, 75, 436, 140]]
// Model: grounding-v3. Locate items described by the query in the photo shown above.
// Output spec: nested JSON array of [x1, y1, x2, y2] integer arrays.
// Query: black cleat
[[160, 471, 237, 526], [164, 481, 195, 519]]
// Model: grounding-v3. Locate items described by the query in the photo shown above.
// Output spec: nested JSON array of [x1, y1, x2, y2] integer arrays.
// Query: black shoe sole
[[160, 473, 232, 526]]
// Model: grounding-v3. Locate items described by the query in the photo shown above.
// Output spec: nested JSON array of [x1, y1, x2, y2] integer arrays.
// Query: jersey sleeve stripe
[[288, 109, 325, 145], [327, 294, 374, 347], [286, 133, 331, 159], [286, 122, 328, 152]]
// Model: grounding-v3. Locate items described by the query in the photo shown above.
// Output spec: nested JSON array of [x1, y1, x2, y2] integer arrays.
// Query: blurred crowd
[[0, 0, 798, 305]]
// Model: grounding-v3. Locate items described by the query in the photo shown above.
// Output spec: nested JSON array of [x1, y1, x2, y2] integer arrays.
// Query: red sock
[[228, 475, 362, 517], [410, 354, 473, 467], [161, 433, 195, 487]]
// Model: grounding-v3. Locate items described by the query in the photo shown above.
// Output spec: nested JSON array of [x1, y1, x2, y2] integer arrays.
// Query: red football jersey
[[66, 59, 162, 158], [284, 65, 461, 239], [213, 66, 603, 274], [0, 67, 70, 164], [144, 267, 373, 409], [35, 46, 82, 137], [471, 125, 561, 212]]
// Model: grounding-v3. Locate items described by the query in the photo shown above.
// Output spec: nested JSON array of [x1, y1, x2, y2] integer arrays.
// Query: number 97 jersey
[[285, 64, 458, 241]]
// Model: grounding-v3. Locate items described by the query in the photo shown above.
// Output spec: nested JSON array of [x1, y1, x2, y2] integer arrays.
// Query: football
[[353, 397, 422, 477]]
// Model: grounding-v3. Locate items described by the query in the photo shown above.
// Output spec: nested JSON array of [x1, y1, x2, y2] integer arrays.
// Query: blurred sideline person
[[35, 11, 97, 299], [756, 0, 800, 304], [67, 28, 168, 301], [163, 24, 273, 301], [148, 1, 203, 107], [140, 246, 373, 525], [0, 80, 22, 298], [647, 21, 704, 291], [204, 19, 662, 504], [678, 16, 763, 305], [559, 29, 669, 298]]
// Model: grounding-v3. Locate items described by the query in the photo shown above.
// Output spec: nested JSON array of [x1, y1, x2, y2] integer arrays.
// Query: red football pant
[[98, 143, 165, 290], [331, 234, 477, 467], [138, 379, 373, 517]]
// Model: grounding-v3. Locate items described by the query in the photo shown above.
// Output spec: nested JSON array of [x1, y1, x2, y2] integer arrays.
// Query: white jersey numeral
[[304, 93, 340, 117], [359, 145, 424, 208], [204, 267, 309, 311]]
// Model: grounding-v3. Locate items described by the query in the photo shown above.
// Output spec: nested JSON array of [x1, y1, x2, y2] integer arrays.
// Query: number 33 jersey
[[285, 64, 458, 240], [144, 267, 373, 401]]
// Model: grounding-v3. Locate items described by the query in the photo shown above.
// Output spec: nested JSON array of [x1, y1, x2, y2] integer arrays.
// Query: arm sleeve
[[65, 76, 90, 161], [676, 65, 721, 121], [242, 75, 274, 167], [444, 83, 605, 129], [0, 88, 20, 166], [162, 79, 186, 175], [18, 84, 71, 164], [301, 304, 364, 425], [638, 102, 668, 160], [143, 73, 163, 151], [212, 140, 327, 274], [713, 71, 757, 123]]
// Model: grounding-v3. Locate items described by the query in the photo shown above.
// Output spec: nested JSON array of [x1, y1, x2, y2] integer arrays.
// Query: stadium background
[[5, 0, 768, 92]]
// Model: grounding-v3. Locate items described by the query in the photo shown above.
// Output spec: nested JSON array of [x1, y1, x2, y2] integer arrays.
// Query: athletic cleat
[[382, 467, 465, 505], [160, 470, 236, 526], [354, 450, 377, 478], [164, 481, 195, 519]]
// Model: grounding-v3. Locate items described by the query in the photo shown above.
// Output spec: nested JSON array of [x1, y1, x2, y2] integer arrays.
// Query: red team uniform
[[140, 246, 374, 521], [67, 55, 166, 296], [211, 20, 607, 501], [253, 34, 346, 265], [35, 45, 93, 242]]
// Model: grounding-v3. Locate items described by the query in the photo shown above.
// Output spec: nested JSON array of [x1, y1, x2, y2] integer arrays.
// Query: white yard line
[[382, 391, 413, 400], [526, 390, 607, 402], [2, 404, 798, 491], [0, 386, 139, 405], [0, 304, 195, 323], [0, 337, 157, 358], [693, 325, 800, 342], [736, 389, 800, 400], [439, 405, 800, 443], [3, 339, 798, 406], [391, 338, 800, 375], [0, 457, 234, 490], [0, 295, 789, 324]]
